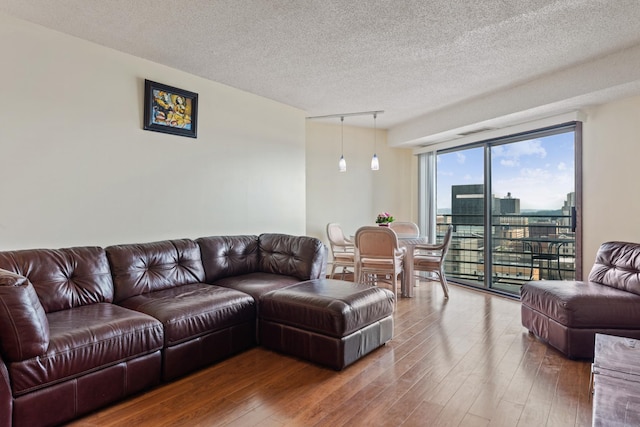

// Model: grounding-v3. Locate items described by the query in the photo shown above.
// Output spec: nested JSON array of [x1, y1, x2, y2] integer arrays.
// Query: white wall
[[305, 121, 416, 248], [0, 13, 307, 250], [582, 95, 640, 275]]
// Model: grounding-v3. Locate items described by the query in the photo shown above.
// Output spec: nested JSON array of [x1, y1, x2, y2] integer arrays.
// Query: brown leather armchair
[[521, 241, 640, 359]]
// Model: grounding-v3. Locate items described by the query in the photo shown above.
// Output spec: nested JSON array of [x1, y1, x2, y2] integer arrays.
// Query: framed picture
[[143, 79, 198, 138]]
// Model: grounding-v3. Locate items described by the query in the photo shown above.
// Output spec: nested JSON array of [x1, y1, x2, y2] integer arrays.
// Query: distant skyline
[[437, 132, 575, 211]]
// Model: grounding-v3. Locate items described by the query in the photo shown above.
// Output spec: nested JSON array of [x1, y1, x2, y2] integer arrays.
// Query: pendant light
[[371, 113, 379, 170], [338, 116, 346, 172], [306, 110, 383, 172]]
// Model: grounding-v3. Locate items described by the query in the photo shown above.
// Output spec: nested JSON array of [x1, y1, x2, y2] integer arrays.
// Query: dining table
[[396, 234, 430, 298]]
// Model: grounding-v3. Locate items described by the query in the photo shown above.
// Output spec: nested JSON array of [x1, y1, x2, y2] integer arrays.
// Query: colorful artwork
[[144, 80, 198, 138], [151, 90, 193, 129]]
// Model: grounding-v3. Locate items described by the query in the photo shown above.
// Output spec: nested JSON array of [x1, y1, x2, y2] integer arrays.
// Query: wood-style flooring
[[70, 280, 593, 427]]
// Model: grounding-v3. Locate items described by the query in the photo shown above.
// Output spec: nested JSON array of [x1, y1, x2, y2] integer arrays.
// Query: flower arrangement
[[375, 212, 395, 224]]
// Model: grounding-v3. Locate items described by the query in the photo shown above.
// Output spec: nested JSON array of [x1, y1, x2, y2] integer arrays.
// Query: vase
[[378, 223, 389, 227]]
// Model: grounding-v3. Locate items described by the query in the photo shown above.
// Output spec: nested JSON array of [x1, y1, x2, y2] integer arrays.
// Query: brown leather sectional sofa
[[521, 241, 640, 359], [0, 233, 328, 427]]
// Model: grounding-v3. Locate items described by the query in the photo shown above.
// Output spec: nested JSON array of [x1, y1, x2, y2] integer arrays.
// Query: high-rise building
[[452, 185, 521, 225], [452, 184, 484, 226], [561, 191, 576, 228], [497, 192, 520, 215]]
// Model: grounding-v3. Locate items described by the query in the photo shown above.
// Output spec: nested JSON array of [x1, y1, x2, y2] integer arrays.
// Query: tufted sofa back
[[258, 234, 326, 280], [0, 247, 113, 313], [588, 241, 640, 295], [106, 239, 206, 302], [196, 235, 260, 282], [197, 234, 327, 283], [0, 234, 327, 310]]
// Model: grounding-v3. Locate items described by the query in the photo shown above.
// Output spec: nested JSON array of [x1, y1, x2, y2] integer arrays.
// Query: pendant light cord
[[373, 113, 377, 152], [341, 116, 344, 155]]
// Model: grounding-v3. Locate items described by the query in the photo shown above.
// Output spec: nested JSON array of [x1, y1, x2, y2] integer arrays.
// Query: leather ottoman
[[259, 279, 395, 370]]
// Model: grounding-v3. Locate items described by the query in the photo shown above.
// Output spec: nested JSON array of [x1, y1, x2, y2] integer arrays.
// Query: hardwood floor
[[70, 281, 593, 427]]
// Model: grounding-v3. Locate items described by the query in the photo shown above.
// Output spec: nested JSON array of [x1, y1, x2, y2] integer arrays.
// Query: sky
[[436, 131, 575, 211]]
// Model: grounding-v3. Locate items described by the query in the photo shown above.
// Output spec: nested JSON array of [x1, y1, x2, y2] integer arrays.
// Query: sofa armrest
[[258, 234, 328, 280], [0, 353, 12, 427], [0, 269, 50, 362]]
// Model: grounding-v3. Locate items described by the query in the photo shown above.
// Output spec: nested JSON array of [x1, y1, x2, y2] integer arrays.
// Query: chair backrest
[[389, 221, 420, 237], [440, 225, 453, 258], [355, 226, 400, 258], [326, 223, 352, 247]]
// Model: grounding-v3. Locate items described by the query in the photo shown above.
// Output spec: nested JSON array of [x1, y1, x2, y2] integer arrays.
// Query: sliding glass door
[[436, 146, 486, 288], [428, 123, 580, 296]]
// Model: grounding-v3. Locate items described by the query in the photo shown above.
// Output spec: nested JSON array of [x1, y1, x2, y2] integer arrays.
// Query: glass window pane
[[491, 133, 575, 294], [437, 146, 485, 288]]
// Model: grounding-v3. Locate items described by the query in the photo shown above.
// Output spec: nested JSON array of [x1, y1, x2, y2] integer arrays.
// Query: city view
[[434, 133, 576, 295]]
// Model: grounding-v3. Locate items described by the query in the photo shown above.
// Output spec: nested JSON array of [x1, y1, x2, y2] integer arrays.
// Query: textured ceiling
[[2, 0, 640, 146]]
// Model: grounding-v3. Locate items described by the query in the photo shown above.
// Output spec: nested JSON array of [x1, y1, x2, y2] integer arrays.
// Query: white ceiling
[[2, 0, 640, 147]]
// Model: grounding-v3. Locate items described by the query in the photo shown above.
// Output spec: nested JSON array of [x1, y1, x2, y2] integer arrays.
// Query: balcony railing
[[435, 213, 575, 294]]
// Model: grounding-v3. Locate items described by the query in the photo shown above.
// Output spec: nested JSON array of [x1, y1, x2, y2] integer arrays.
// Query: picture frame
[[143, 79, 198, 138]]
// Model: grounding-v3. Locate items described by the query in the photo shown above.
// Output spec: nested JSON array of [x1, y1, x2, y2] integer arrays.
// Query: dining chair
[[389, 221, 420, 238], [413, 225, 453, 298], [354, 226, 406, 297], [326, 223, 355, 279]]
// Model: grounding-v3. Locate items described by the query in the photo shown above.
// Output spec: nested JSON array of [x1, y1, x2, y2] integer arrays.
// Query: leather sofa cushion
[[107, 239, 205, 302], [197, 235, 259, 282], [0, 270, 49, 362], [0, 247, 114, 313], [10, 303, 163, 396], [521, 280, 640, 328], [117, 283, 255, 346], [258, 234, 327, 281], [260, 279, 395, 338], [214, 272, 301, 300], [588, 241, 640, 295]]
